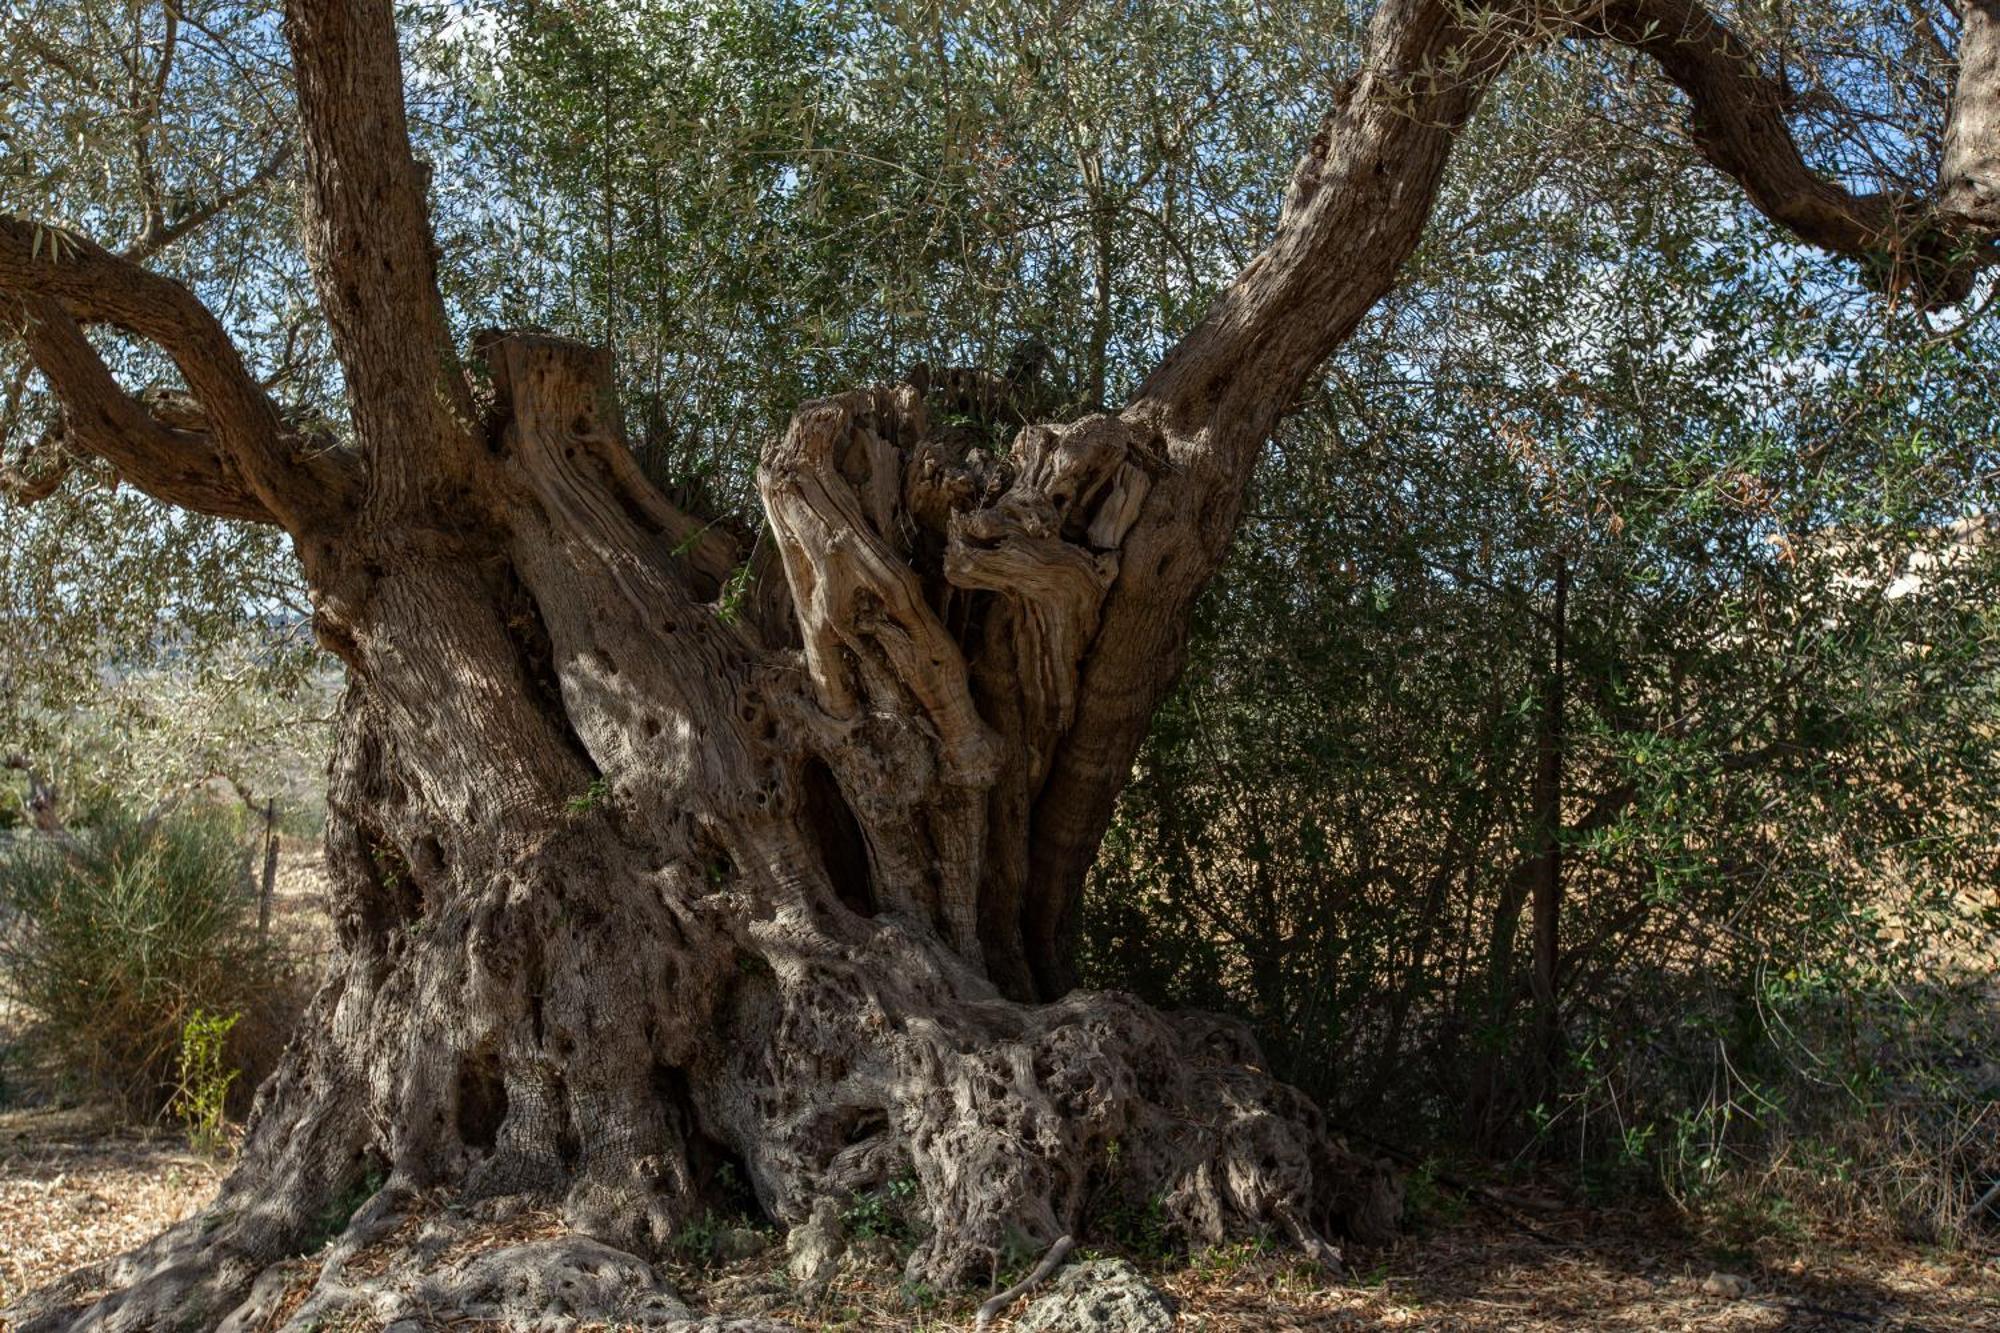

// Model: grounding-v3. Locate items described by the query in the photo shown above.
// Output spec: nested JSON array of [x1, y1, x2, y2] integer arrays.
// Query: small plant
[[171, 1008, 242, 1156], [1097, 1192, 1176, 1262], [712, 561, 753, 626], [566, 777, 612, 814], [673, 1210, 724, 1262], [843, 1175, 920, 1242], [1402, 1158, 1468, 1229]]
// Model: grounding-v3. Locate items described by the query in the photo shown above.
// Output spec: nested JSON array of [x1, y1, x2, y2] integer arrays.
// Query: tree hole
[[456, 1052, 508, 1154], [801, 759, 875, 917]]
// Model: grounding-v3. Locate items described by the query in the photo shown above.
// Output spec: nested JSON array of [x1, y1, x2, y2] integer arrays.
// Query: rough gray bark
[[2, 1, 1996, 1329], [1945, 3, 2000, 227]]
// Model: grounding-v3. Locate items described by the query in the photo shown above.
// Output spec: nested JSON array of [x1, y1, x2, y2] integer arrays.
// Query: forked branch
[[0, 219, 357, 528], [1589, 0, 2000, 304]]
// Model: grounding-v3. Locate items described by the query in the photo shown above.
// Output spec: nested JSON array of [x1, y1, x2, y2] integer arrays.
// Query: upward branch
[[1020, 0, 2000, 992], [284, 0, 480, 520]]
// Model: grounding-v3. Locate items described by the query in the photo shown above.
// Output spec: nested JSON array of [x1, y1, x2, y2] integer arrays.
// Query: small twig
[[1967, 1177, 2000, 1228], [975, 1233, 1074, 1329]]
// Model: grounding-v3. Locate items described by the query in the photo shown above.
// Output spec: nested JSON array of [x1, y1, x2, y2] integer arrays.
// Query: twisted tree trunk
[[2, 2, 1993, 1329]]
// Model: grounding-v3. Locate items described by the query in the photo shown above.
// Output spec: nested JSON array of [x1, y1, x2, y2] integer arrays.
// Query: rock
[[1700, 1270, 1752, 1299], [786, 1198, 845, 1289], [1015, 1258, 1177, 1332], [715, 1227, 771, 1263], [842, 1233, 901, 1272]]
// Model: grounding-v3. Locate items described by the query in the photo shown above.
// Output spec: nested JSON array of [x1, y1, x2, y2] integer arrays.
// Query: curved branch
[[1026, 0, 1528, 995], [0, 217, 358, 528], [1589, 0, 1999, 305], [1, 295, 280, 522]]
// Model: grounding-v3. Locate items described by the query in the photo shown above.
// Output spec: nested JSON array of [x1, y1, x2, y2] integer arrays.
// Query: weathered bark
[[4, 332, 1399, 1332], [4, 1, 1998, 1328]]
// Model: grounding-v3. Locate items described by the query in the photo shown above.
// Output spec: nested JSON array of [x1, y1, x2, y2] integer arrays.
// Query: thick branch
[[1942, 0, 2000, 227], [1, 295, 279, 522], [1591, 0, 1999, 304], [760, 388, 999, 959], [0, 224, 357, 527], [284, 0, 478, 516], [1025, 0, 1525, 994]]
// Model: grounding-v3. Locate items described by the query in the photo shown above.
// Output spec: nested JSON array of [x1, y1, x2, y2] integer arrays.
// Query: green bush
[[171, 1008, 243, 1156], [0, 805, 292, 1113]]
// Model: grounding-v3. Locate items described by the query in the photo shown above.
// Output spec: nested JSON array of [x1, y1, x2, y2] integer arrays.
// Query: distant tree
[[1, 2, 1996, 1328]]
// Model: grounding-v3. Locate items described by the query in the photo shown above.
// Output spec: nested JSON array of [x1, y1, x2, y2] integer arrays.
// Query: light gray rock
[[1015, 1258, 1176, 1332], [715, 1226, 772, 1263], [785, 1197, 846, 1289]]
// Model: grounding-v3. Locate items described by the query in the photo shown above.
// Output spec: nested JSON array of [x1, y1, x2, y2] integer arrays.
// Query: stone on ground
[[1015, 1257, 1177, 1332]]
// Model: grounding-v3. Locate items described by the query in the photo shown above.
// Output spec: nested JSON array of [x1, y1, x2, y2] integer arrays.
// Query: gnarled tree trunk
[[3, 2, 1993, 1329]]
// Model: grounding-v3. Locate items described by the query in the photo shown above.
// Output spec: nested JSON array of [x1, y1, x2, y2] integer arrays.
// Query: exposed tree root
[[4, 889, 1395, 1330], [975, 1233, 1074, 1328]]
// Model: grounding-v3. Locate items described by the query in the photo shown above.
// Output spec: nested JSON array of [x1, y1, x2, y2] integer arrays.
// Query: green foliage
[[712, 561, 754, 626], [843, 1174, 921, 1244], [671, 1209, 726, 1262], [171, 1008, 242, 1156], [1081, 44, 2000, 1235], [1094, 1192, 1176, 1263], [0, 803, 289, 1111], [412, 0, 1348, 508], [565, 777, 613, 814], [1187, 1236, 1278, 1282]]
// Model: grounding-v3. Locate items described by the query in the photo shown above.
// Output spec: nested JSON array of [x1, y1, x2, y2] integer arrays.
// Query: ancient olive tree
[[3, 1, 1996, 1328]]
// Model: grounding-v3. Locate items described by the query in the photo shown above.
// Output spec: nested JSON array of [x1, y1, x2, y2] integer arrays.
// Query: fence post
[[258, 798, 279, 937]]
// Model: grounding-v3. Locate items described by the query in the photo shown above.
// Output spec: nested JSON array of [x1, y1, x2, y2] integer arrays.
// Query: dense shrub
[[1084, 119, 2000, 1239], [0, 804, 295, 1114]]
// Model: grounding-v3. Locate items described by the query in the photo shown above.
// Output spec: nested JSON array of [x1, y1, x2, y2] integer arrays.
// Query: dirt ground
[[2, 1097, 1995, 1331]]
